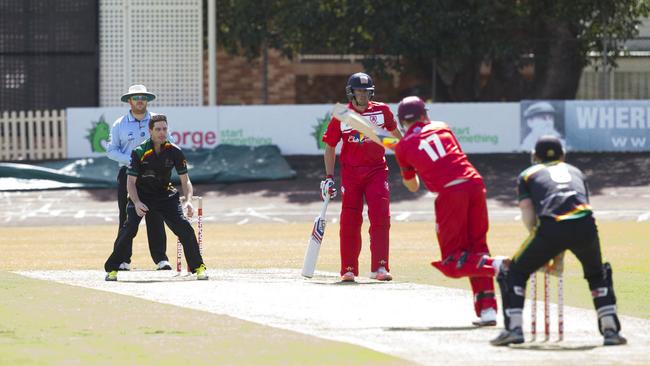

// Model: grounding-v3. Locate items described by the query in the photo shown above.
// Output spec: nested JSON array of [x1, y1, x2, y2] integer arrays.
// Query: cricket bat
[[301, 195, 330, 278], [332, 103, 399, 150]]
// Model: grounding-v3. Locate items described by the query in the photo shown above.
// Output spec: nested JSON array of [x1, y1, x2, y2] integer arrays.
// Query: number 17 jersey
[[394, 121, 481, 193]]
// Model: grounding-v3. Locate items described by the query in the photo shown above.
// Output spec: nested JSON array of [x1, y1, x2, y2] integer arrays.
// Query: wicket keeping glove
[[320, 175, 337, 200]]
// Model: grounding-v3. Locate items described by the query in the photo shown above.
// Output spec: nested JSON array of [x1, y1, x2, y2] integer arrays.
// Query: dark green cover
[[0, 145, 296, 191]]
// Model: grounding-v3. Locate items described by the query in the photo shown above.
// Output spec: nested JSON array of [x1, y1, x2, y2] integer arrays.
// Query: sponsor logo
[[366, 112, 384, 127], [219, 129, 272, 146], [170, 130, 218, 149], [451, 126, 499, 145], [311, 112, 331, 150], [86, 115, 110, 153], [311, 218, 326, 243], [346, 130, 367, 144]]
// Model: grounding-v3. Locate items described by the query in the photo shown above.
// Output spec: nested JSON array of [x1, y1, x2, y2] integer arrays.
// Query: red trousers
[[339, 164, 390, 276], [431, 178, 497, 316]]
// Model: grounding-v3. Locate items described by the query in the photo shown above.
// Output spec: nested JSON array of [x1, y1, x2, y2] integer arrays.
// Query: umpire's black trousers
[[117, 166, 168, 264], [105, 191, 204, 272]]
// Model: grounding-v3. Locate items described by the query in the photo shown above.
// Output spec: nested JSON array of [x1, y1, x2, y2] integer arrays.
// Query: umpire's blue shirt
[[107, 111, 175, 167]]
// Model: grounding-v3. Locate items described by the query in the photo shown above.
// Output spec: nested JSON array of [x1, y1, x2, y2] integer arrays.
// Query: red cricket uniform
[[394, 121, 497, 316], [322, 101, 397, 276]]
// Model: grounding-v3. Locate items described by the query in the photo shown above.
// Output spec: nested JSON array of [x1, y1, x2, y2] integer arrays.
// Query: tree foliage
[[217, 0, 650, 101]]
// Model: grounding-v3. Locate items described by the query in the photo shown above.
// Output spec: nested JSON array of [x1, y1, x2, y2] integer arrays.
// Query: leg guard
[[588, 262, 621, 334], [496, 270, 514, 330], [496, 269, 527, 330]]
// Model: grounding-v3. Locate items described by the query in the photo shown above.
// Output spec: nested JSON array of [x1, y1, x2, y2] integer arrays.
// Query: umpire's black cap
[[534, 135, 564, 162]]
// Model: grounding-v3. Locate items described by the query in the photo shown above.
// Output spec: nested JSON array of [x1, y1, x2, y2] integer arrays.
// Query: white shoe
[[341, 271, 355, 282], [156, 260, 172, 270], [118, 262, 131, 271], [473, 308, 497, 327], [370, 267, 392, 281], [492, 256, 510, 276]]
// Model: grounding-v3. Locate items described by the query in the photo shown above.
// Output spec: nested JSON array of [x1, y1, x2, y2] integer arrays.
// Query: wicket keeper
[[491, 135, 626, 346], [104, 114, 207, 281]]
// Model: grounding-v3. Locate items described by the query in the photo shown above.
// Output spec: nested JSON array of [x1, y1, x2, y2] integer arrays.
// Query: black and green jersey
[[517, 161, 592, 221], [127, 139, 188, 198]]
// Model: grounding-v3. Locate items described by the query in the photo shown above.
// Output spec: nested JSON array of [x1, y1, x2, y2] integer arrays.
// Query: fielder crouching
[[104, 114, 207, 281], [491, 136, 626, 346]]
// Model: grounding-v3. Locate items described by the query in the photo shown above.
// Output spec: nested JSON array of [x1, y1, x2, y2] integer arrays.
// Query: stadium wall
[[65, 100, 650, 158]]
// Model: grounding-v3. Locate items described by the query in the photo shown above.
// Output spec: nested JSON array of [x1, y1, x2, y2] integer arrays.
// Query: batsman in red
[[321, 72, 402, 282], [393, 96, 505, 326]]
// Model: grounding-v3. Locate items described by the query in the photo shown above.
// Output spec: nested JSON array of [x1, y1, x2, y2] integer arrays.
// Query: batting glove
[[320, 175, 337, 200]]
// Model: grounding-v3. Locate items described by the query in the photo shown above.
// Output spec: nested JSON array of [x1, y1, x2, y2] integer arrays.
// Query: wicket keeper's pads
[[301, 195, 330, 278]]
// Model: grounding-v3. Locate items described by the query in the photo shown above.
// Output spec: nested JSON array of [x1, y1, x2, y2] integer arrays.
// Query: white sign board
[[67, 107, 219, 158], [67, 103, 522, 157]]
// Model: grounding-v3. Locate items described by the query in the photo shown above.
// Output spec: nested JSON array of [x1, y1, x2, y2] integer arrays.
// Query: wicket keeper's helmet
[[346, 72, 375, 101], [398, 96, 427, 123], [533, 135, 564, 162]]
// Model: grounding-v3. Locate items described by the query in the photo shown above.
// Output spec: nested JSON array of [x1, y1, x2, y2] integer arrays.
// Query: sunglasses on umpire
[[131, 95, 149, 101]]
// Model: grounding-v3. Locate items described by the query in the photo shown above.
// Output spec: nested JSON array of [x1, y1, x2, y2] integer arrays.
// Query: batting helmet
[[533, 135, 564, 162], [345, 72, 375, 101], [398, 96, 427, 122]]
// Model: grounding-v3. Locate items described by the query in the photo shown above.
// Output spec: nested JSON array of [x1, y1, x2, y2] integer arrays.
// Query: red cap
[[398, 96, 428, 122]]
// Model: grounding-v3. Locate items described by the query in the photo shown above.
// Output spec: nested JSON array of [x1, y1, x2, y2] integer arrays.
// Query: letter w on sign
[[301, 195, 330, 278], [332, 103, 398, 150]]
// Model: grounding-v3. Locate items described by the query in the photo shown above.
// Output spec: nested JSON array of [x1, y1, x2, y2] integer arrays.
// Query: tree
[[216, 0, 650, 101]]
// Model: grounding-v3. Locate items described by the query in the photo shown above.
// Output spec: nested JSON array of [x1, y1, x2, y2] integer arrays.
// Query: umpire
[[105, 114, 207, 281], [491, 135, 626, 346], [106, 84, 171, 270]]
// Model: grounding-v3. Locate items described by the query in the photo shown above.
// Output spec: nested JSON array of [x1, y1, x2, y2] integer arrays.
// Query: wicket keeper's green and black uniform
[[104, 139, 205, 273], [510, 160, 600, 283], [493, 136, 625, 346]]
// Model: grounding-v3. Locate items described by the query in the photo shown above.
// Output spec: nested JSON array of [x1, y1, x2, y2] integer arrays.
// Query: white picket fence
[[0, 110, 67, 161]]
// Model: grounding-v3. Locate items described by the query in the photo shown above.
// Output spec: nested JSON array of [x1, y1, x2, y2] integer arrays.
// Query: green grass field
[[0, 220, 648, 365]]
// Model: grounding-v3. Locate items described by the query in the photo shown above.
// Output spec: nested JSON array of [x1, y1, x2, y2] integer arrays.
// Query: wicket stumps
[[529, 256, 564, 342], [176, 196, 203, 274]]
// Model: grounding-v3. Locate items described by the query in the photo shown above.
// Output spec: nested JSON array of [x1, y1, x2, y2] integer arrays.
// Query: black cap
[[534, 135, 564, 162]]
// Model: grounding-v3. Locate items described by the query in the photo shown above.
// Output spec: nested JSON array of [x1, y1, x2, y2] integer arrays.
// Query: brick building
[[209, 49, 423, 105]]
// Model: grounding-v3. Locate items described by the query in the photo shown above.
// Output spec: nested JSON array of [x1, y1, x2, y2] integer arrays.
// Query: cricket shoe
[[370, 267, 392, 281], [341, 271, 355, 282], [105, 271, 118, 281], [118, 262, 131, 271], [156, 260, 172, 270], [195, 264, 209, 280], [490, 327, 524, 346], [473, 308, 497, 327], [603, 329, 627, 346]]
